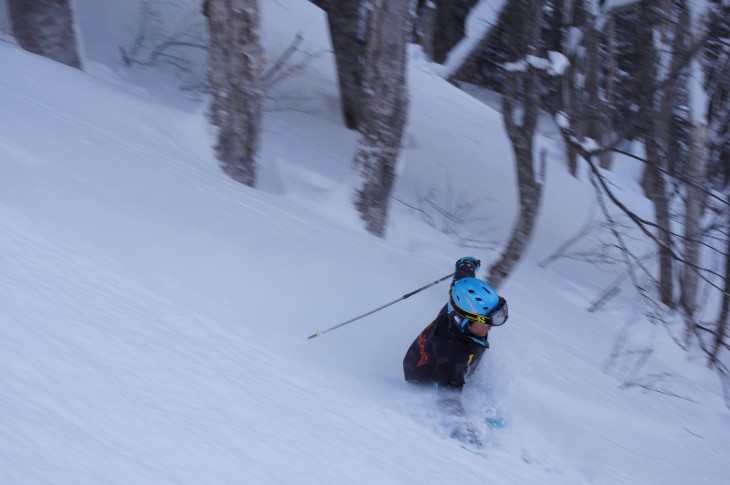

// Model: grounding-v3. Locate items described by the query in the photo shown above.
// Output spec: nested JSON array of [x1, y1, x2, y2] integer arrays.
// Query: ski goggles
[[450, 296, 509, 327]]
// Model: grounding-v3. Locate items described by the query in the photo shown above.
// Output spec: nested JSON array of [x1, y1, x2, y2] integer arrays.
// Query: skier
[[403, 256, 508, 391]]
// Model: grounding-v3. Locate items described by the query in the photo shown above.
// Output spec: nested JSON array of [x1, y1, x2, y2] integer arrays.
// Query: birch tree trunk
[[561, 0, 608, 176], [352, 0, 411, 237], [205, 0, 264, 187], [8, 0, 82, 69], [702, 0, 730, 373], [709, 232, 730, 366], [323, 0, 366, 129], [686, 1, 727, 347], [636, 0, 676, 308], [642, 151, 675, 307], [600, 14, 617, 170], [681, 123, 708, 343], [487, 0, 543, 288]]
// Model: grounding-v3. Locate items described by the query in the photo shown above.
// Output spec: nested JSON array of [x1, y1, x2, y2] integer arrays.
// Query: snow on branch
[[503, 51, 569, 76]]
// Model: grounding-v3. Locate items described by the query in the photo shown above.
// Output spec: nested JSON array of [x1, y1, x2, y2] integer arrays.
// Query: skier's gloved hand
[[455, 256, 481, 272]]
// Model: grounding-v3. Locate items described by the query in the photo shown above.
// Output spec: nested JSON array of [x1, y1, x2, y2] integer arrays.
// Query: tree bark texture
[[636, 0, 676, 308], [561, 1, 607, 176], [705, 3, 730, 188], [413, 0, 436, 60], [324, 0, 366, 130], [353, 0, 411, 237], [205, 0, 264, 188], [681, 123, 708, 342], [709, 229, 730, 366], [8, 0, 82, 69], [541, 0, 566, 116], [600, 14, 617, 170], [487, 0, 543, 288]]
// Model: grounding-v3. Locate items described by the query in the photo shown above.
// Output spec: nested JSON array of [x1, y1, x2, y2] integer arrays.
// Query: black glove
[[455, 256, 481, 272]]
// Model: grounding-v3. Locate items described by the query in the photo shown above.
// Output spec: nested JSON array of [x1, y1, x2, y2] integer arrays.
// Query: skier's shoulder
[[430, 305, 451, 333]]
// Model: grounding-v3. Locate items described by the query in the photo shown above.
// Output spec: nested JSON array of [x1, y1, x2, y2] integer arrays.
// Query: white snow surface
[[1, 1, 729, 484]]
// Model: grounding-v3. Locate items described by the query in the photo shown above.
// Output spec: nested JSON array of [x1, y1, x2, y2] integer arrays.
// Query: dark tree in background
[[702, 0, 730, 367], [204, 0, 264, 187], [432, 0, 478, 64], [634, 0, 676, 309], [705, 1, 730, 189], [7, 0, 82, 69], [319, 0, 366, 130], [352, 0, 412, 237], [412, 0, 478, 63], [486, 0, 544, 288], [314, 0, 478, 130]]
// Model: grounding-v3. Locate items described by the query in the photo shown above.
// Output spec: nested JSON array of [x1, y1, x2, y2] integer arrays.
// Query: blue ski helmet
[[448, 278, 507, 326]]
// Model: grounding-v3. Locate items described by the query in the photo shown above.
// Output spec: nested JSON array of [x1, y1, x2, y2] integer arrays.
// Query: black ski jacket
[[402, 263, 489, 389]]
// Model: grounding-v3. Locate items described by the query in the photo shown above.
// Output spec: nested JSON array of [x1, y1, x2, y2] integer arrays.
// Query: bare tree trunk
[[583, 21, 602, 145], [323, 0, 366, 130], [432, 0, 478, 64], [204, 0, 264, 187], [559, 0, 585, 177], [636, 0, 676, 308], [487, 0, 543, 288], [600, 14, 617, 170], [542, 0, 565, 115], [642, 155, 675, 307], [562, 0, 606, 177], [709, 231, 730, 366], [681, 123, 708, 343], [703, 0, 730, 371], [488, 137, 543, 287], [705, 3, 730, 189], [413, 0, 436, 60], [8, 0, 82, 69], [353, 0, 411, 237], [564, 53, 582, 177]]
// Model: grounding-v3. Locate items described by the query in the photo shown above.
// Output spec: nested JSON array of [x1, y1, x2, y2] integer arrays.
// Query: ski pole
[[306, 272, 455, 339]]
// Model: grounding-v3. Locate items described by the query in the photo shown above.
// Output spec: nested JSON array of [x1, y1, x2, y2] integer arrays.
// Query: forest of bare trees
[[5, 0, 729, 390], [449, 0, 730, 380]]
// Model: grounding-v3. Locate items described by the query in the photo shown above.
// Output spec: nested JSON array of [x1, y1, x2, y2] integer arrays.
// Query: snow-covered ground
[[1, 1, 729, 484]]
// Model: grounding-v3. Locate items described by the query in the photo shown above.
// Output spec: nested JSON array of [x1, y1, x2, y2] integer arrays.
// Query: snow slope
[[1, 1, 729, 484]]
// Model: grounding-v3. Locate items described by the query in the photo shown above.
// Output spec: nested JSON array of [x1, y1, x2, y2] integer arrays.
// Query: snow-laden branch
[[503, 51, 569, 76]]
